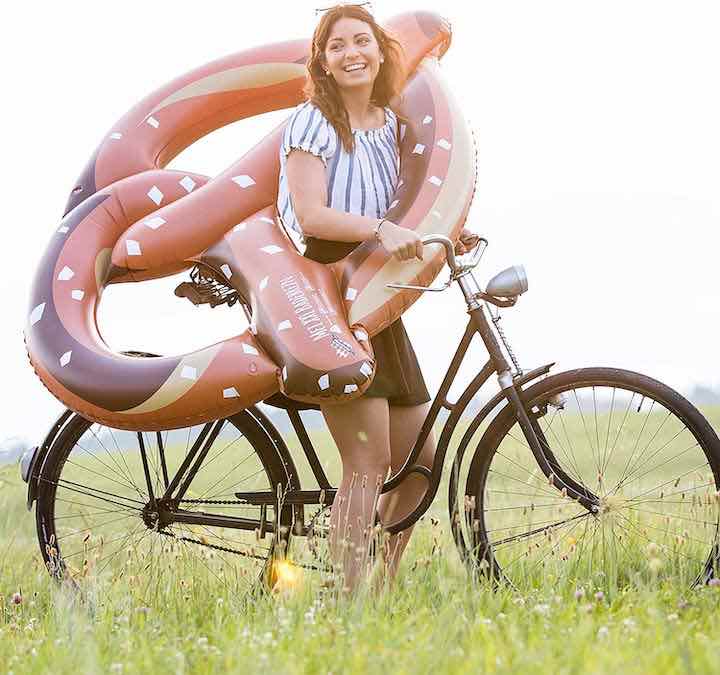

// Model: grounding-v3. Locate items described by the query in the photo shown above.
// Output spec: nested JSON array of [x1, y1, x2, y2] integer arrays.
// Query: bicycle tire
[[459, 367, 720, 591], [34, 408, 299, 598]]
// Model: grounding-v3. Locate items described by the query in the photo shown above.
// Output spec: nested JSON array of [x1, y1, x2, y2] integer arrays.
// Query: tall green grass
[[1, 406, 719, 674]]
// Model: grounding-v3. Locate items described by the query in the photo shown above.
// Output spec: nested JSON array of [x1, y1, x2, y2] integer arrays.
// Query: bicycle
[[21, 235, 720, 595]]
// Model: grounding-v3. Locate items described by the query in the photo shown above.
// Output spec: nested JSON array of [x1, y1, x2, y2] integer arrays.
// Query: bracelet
[[374, 218, 388, 243]]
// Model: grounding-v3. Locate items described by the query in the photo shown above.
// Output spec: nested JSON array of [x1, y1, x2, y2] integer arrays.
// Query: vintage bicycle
[[21, 235, 720, 593]]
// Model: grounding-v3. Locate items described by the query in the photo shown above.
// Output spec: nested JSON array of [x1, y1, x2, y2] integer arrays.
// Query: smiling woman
[[278, 4, 477, 591]]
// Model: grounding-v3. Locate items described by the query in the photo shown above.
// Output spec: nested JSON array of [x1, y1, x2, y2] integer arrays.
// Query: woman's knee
[[340, 442, 391, 479], [321, 397, 391, 470]]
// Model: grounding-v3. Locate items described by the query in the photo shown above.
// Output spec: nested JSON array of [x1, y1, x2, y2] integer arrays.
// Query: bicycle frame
[[24, 237, 602, 542]]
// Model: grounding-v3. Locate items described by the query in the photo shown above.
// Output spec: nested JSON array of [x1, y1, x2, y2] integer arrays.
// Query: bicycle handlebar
[[385, 233, 488, 293], [420, 233, 488, 274]]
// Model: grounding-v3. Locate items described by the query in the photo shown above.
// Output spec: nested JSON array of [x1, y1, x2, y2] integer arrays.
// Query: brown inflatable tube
[[24, 11, 476, 430]]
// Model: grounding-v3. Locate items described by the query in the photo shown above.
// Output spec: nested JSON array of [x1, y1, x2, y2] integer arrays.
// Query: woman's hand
[[377, 221, 424, 261], [454, 227, 481, 256]]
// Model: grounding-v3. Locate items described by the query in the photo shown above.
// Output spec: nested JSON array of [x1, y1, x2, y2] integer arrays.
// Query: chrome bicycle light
[[486, 265, 528, 298]]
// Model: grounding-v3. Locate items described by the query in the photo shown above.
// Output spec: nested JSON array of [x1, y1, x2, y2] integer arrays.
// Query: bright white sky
[[2, 0, 719, 444]]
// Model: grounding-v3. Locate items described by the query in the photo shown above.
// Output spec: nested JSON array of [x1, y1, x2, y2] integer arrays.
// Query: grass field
[[2, 401, 720, 674]]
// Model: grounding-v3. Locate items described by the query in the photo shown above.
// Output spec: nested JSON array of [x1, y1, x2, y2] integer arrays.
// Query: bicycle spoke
[[469, 375, 720, 591]]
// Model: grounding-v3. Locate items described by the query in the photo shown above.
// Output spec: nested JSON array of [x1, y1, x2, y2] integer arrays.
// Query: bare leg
[[377, 401, 436, 580], [320, 397, 391, 591]]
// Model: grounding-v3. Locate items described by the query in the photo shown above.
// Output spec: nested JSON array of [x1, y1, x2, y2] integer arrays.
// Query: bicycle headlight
[[485, 265, 528, 298]]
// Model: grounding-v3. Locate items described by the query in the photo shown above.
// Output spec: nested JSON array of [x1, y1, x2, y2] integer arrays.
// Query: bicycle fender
[[22, 409, 75, 511], [446, 363, 555, 556]]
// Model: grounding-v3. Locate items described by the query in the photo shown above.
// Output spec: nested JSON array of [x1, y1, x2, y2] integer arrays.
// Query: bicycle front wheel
[[34, 408, 298, 599], [463, 368, 720, 591]]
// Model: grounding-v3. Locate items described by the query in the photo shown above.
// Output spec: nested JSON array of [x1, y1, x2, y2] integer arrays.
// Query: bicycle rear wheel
[[462, 368, 720, 591], [34, 408, 299, 599]]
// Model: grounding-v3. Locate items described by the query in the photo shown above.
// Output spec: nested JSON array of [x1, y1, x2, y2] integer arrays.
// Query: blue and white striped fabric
[[277, 101, 400, 237]]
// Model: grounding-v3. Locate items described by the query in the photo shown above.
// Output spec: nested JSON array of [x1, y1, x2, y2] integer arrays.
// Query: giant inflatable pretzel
[[24, 11, 476, 431]]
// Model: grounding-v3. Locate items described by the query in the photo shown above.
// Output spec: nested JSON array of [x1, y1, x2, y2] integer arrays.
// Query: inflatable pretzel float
[[24, 11, 476, 431]]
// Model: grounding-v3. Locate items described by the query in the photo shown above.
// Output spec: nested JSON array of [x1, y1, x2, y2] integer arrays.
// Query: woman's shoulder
[[282, 101, 338, 163], [288, 100, 332, 129]]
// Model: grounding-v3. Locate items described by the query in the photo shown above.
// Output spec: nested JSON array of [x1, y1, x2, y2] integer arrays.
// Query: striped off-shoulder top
[[277, 101, 400, 237]]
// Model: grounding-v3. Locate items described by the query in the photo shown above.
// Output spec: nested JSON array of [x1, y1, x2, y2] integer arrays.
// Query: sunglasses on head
[[314, 1, 374, 16]]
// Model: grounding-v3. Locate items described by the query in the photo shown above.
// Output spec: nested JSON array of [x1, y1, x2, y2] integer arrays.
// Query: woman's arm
[[286, 149, 424, 260], [286, 149, 378, 241]]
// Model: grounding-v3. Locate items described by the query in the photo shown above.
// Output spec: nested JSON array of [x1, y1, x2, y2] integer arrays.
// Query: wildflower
[[11, 592, 22, 605], [648, 557, 663, 573], [532, 603, 551, 616], [708, 578, 720, 588], [597, 626, 609, 639], [667, 613, 679, 622], [574, 588, 585, 600], [594, 591, 605, 602]]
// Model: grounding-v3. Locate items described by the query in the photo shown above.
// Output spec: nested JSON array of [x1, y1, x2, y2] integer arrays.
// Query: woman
[[277, 4, 477, 590]]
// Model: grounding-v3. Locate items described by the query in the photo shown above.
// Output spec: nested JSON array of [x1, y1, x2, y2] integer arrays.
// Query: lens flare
[[271, 559, 303, 593]]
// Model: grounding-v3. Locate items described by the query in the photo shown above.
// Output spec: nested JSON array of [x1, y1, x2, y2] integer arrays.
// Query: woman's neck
[[338, 87, 380, 128]]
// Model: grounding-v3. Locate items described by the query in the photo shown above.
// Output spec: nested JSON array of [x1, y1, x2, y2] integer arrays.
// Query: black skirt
[[303, 237, 431, 407]]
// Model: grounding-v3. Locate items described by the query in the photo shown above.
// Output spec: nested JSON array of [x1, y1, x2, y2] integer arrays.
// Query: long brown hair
[[304, 5, 406, 153]]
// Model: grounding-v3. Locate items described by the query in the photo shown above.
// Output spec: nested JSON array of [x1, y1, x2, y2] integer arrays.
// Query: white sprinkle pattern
[[180, 365, 197, 380], [29, 303, 45, 326], [147, 186, 164, 205], [144, 216, 166, 230], [57, 266, 74, 281], [261, 245, 283, 255], [179, 176, 196, 192], [232, 175, 256, 189]]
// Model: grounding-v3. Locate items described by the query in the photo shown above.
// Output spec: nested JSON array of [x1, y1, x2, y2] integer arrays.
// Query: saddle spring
[[174, 264, 241, 309]]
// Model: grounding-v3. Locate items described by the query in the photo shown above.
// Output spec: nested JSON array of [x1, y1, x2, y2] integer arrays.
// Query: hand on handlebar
[[454, 227, 481, 256], [378, 220, 424, 261]]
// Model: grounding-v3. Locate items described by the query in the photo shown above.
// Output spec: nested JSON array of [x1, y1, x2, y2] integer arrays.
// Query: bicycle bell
[[485, 265, 528, 298]]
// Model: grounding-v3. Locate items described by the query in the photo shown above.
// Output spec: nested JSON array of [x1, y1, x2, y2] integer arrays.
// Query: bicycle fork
[[467, 303, 601, 515]]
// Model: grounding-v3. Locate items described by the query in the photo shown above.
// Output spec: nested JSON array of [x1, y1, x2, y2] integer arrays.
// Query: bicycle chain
[[157, 528, 269, 561], [158, 524, 327, 572], [179, 498, 253, 505]]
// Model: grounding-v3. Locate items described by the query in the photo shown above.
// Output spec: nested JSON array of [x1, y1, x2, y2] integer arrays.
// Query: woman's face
[[323, 17, 383, 92]]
